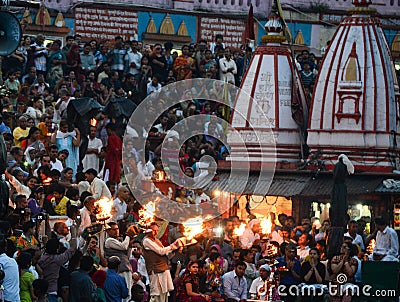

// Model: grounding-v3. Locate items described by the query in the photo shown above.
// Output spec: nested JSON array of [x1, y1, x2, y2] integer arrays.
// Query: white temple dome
[[307, 0, 400, 172]]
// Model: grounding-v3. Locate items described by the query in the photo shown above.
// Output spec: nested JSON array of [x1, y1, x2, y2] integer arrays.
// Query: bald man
[[13, 116, 30, 147], [113, 186, 131, 222]]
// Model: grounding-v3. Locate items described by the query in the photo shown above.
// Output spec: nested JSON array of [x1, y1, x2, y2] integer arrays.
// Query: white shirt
[[297, 246, 310, 261], [26, 107, 43, 125], [137, 161, 155, 178], [142, 237, 174, 295], [79, 206, 92, 235], [89, 177, 112, 200], [82, 136, 103, 172], [147, 82, 161, 95], [114, 197, 127, 221], [105, 236, 130, 251], [0, 253, 20, 302], [240, 228, 260, 249], [154, 123, 167, 134], [51, 159, 64, 172], [344, 232, 365, 250], [249, 276, 268, 299], [374, 226, 399, 258], [53, 97, 74, 123], [134, 255, 149, 285], [219, 57, 237, 84], [194, 192, 211, 205], [125, 50, 142, 75]]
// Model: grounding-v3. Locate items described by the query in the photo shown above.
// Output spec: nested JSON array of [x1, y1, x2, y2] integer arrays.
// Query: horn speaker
[[0, 11, 22, 56]]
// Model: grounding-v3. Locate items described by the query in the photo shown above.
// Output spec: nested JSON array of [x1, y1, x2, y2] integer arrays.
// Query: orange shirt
[[16, 233, 39, 257]]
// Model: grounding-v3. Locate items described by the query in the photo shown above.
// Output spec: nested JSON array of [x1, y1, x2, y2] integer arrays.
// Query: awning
[[375, 179, 400, 193], [300, 175, 384, 197], [205, 172, 310, 197], [207, 171, 384, 198]]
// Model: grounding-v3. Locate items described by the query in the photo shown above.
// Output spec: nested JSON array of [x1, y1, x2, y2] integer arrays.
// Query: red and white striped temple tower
[[228, 3, 309, 169], [307, 0, 400, 172]]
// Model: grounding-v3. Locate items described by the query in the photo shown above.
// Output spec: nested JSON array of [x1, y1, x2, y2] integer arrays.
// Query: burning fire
[[95, 196, 113, 221], [261, 216, 273, 235], [233, 223, 246, 237], [366, 239, 376, 254], [183, 217, 204, 241], [139, 201, 155, 227], [90, 118, 98, 127], [154, 171, 165, 181]]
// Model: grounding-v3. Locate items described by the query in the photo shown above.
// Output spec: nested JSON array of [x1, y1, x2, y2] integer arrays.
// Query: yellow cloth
[[52, 196, 69, 215], [13, 127, 29, 147], [16, 234, 39, 257]]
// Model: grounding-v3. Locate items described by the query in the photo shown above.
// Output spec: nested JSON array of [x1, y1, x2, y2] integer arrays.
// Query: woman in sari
[[47, 40, 66, 89], [173, 45, 196, 81], [50, 120, 81, 180], [21, 127, 46, 154], [177, 261, 211, 302]]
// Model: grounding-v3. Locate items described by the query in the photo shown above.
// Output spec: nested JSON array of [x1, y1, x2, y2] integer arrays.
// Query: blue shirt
[[223, 270, 247, 301], [276, 256, 301, 285], [103, 269, 129, 302], [0, 253, 20, 302], [69, 269, 97, 302]]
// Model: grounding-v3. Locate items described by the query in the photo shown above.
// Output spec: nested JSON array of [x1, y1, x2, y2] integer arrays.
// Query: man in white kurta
[[219, 48, 237, 84], [85, 169, 112, 200], [104, 222, 133, 301], [240, 218, 261, 249], [82, 126, 103, 172], [142, 223, 182, 302], [370, 216, 399, 261], [113, 186, 130, 222]]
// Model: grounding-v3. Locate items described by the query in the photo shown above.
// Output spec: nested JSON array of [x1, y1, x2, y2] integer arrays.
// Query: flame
[[366, 239, 376, 254], [95, 196, 113, 221], [183, 217, 204, 241], [155, 171, 165, 181], [233, 223, 246, 237], [90, 118, 98, 127], [261, 216, 273, 235], [43, 177, 52, 185], [139, 201, 155, 227]]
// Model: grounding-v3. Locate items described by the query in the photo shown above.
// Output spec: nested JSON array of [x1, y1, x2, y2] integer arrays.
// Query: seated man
[[223, 260, 247, 302], [370, 216, 399, 261], [249, 264, 272, 300]]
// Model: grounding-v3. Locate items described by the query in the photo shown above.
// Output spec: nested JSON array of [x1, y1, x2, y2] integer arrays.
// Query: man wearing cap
[[103, 256, 129, 302], [249, 264, 272, 300], [141, 222, 182, 302]]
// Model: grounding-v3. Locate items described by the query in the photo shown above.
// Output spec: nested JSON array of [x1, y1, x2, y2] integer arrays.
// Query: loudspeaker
[[0, 11, 22, 56]]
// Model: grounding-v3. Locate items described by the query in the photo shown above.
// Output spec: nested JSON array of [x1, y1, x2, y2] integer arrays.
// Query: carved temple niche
[[336, 42, 363, 124], [142, 13, 192, 46], [159, 13, 174, 35]]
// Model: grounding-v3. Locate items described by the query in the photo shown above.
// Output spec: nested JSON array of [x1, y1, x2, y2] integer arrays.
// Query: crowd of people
[[1, 193, 399, 302], [1, 31, 397, 302]]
